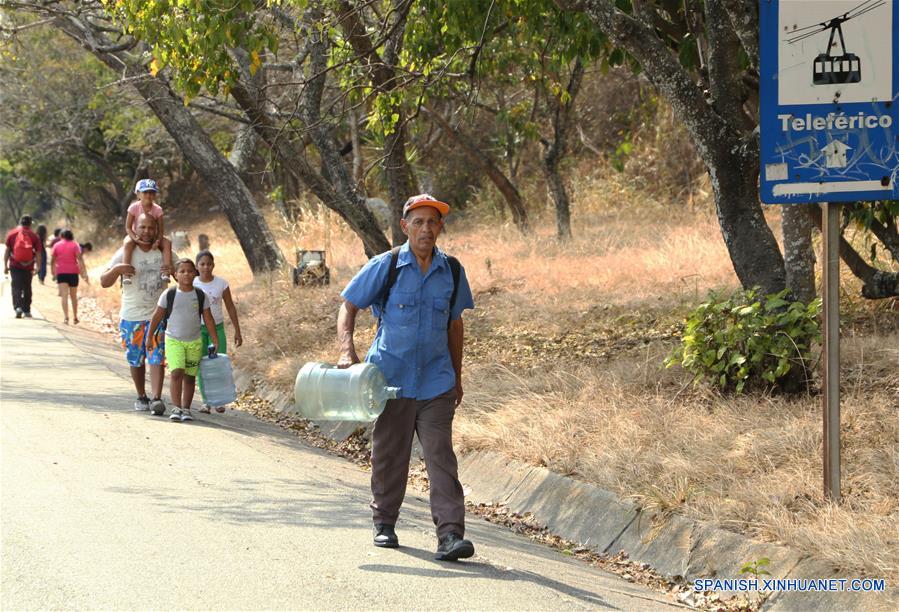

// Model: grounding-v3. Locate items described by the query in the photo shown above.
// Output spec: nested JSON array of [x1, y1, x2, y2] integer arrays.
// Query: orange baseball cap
[[402, 193, 450, 217]]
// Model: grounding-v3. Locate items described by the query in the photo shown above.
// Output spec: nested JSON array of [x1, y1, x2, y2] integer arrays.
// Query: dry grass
[[455, 335, 899, 580], [76, 172, 899, 582]]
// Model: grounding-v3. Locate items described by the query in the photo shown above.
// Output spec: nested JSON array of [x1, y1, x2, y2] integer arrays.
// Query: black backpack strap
[[446, 255, 461, 329], [377, 246, 402, 327], [164, 287, 205, 322], [195, 287, 206, 318], [164, 287, 177, 321]]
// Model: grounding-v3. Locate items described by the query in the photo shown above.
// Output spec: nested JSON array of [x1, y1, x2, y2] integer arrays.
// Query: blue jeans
[[38, 251, 47, 282]]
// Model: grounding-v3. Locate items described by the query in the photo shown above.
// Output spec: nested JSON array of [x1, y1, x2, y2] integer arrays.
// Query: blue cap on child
[[135, 179, 158, 193]]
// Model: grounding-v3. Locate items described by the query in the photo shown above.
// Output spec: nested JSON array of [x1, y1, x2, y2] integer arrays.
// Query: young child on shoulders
[[123, 179, 173, 285], [148, 258, 219, 422], [193, 250, 243, 413]]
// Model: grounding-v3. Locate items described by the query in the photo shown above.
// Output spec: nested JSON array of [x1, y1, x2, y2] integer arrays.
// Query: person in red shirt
[[4, 215, 43, 318], [50, 229, 89, 324]]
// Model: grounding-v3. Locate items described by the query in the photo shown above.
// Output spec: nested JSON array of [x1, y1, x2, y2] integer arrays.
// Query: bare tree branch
[[807, 205, 899, 299]]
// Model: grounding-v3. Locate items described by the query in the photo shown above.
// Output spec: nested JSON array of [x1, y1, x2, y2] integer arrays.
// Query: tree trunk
[[426, 108, 530, 232], [709, 152, 787, 295], [227, 49, 390, 258], [228, 124, 258, 178], [540, 58, 584, 240], [384, 122, 417, 244], [2, 193, 26, 223], [299, 24, 394, 256], [349, 107, 364, 189], [120, 158, 146, 219], [782, 205, 817, 302], [571, 0, 786, 295], [336, 0, 419, 244], [543, 168, 572, 239], [807, 205, 899, 299], [129, 78, 283, 274], [846, 202, 899, 263], [55, 18, 285, 275]]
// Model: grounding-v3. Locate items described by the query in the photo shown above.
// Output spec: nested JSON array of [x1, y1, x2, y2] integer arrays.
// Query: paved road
[[0, 281, 679, 610]]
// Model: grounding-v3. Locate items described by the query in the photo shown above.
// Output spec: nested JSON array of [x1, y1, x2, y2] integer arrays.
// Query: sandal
[[198, 406, 211, 414], [73, 318, 80, 325], [215, 406, 226, 413], [64, 318, 69, 325]]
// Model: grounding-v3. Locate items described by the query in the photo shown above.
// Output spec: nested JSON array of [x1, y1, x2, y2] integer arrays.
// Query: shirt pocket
[[383, 291, 418, 326], [431, 297, 450, 330]]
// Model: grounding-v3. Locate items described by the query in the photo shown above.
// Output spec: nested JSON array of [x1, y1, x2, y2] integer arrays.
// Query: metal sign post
[[760, 0, 899, 502], [821, 202, 841, 503]]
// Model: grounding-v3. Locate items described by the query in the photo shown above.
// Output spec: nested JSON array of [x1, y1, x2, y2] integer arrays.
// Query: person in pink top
[[50, 229, 89, 324], [122, 178, 173, 285]]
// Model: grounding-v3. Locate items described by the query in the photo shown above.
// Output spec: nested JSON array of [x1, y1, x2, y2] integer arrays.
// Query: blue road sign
[[760, 0, 899, 204]]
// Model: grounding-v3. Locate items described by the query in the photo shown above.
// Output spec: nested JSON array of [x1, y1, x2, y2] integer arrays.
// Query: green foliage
[[610, 138, 632, 172], [665, 289, 822, 393], [845, 201, 899, 231], [401, 0, 609, 139], [843, 201, 899, 264], [0, 25, 177, 219], [101, 0, 280, 100], [740, 557, 772, 577]]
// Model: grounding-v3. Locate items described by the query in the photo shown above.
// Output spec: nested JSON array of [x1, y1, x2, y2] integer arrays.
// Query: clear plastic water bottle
[[294, 362, 400, 421], [199, 345, 237, 407]]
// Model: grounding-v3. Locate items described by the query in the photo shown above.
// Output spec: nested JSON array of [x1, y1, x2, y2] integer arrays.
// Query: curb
[[458, 451, 896, 612], [234, 371, 896, 611]]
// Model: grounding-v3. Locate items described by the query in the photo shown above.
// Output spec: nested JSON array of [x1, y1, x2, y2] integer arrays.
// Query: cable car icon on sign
[[786, 0, 885, 85]]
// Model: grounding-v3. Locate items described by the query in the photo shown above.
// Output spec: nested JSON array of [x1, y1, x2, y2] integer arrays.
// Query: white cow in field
[[365, 198, 391, 231]]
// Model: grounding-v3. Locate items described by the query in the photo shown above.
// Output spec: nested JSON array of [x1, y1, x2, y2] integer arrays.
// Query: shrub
[[665, 288, 822, 393]]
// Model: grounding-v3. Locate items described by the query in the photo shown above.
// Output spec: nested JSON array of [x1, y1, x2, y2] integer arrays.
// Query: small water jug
[[294, 361, 400, 422], [199, 346, 238, 407]]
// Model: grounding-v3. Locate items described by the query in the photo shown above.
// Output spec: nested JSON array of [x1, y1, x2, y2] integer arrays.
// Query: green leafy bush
[[665, 289, 822, 393]]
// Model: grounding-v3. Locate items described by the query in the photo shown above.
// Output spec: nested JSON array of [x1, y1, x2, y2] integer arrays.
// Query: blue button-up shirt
[[341, 242, 474, 400]]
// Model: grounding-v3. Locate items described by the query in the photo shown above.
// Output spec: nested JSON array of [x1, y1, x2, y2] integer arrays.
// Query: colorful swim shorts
[[119, 320, 166, 368]]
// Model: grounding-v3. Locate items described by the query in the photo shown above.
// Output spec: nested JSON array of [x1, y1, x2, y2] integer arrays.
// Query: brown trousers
[[370, 389, 465, 538]]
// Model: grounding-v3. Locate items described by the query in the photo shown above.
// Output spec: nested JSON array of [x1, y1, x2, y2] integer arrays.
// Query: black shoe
[[15, 308, 23, 319], [373, 523, 399, 548], [23, 311, 32, 318], [435, 532, 474, 561]]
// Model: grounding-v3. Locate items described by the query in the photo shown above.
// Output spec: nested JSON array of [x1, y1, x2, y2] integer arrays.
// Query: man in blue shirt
[[337, 194, 476, 561]]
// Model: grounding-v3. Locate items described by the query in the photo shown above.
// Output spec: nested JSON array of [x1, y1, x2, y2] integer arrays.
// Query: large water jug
[[294, 361, 400, 421], [199, 346, 238, 407]]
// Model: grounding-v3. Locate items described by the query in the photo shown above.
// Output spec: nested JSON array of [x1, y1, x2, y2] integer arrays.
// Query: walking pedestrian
[[49, 228, 62, 249], [50, 229, 89, 324], [48, 229, 62, 281], [99, 214, 171, 415], [193, 250, 243, 413], [336, 194, 476, 561], [121, 179, 173, 285], [148, 258, 219, 423], [36, 225, 48, 284], [4, 215, 43, 318]]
